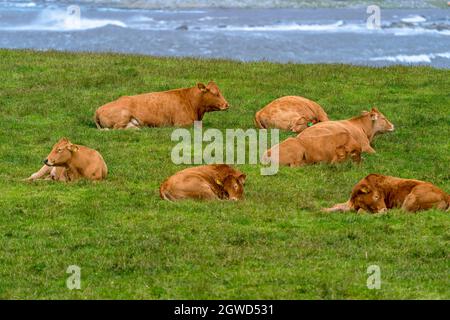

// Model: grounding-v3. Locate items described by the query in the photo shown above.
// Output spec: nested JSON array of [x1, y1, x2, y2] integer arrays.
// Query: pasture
[[0, 49, 448, 299]]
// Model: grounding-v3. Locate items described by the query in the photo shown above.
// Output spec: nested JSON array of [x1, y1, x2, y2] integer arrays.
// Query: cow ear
[[215, 179, 223, 186], [370, 111, 378, 121], [359, 185, 370, 194], [237, 174, 246, 185], [197, 83, 208, 92], [67, 143, 79, 153]]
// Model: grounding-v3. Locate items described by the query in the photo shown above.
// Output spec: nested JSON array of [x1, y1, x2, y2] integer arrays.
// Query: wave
[[5, 0, 440, 10], [222, 21, 346, 32], [401, 15, 427, 24], [207, 21, 449, 36], [370, 52, 450, 64], [0, 1, 37, 8], [8, 8, 127, 31]]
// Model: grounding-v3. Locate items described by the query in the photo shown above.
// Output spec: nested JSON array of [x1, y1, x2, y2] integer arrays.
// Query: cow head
[[44, 138, 79, 166], [216, 173, 246, 201], [198, 81, 229, 112], [350, 182, 387, 213], [290, 116, 318, 133], [367, 108, 395, 134]]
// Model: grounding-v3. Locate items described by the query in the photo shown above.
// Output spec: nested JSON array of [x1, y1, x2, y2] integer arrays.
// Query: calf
[[95, 81, 229, 129], [160, 164, 246, 201], [255, 96, 329, 133], [26, 138, 107, 182], [298, 107, 394, 153], [263, 132, 361, 167], [325, 174, 450, 213]]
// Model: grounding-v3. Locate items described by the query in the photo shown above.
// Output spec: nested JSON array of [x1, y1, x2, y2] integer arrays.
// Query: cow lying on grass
[[94, 81, 229, 129], [160, 164, 246, 201], [298, 107, 394, 154], [325, 174, 450, 213], [264, 132, 361, 167], [263, 107, 394, 167], [254, 96, 329, 133], [26, 138, 107, 182]]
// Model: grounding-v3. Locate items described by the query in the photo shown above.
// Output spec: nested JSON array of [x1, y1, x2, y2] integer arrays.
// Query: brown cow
[[160, 164, 246, 201], [255, 96, 329, 133], [95, 81, 229, 129], [298, 107, 394, 154], [26, 138, 107, 182], [263, 131, 361, 167], [324, 174, 450, 213]]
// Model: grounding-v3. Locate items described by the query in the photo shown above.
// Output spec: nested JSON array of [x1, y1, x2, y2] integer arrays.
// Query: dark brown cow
[[160, 164, 246, 201], [325, 174, 450, 213], [95, 81, 229, 129], [255, 96, 329, 133]]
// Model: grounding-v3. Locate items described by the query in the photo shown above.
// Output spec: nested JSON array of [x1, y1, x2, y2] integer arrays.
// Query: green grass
[[0, 49, 449, 299]]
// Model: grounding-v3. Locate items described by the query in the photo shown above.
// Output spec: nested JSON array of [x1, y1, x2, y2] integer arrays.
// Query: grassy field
[[0, 49, 448, 299]]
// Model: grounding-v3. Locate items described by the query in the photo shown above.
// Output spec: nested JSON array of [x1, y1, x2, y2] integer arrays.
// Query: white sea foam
[[203, 21, 449, 36], [7, 8, 126, 31], [371, 52, 450, 64], [401, 15, 427, 23], [0, 1, 37, 8], [223, 21, 347, 32]]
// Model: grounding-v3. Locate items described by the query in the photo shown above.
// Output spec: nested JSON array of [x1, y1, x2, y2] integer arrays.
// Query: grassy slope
[[0, 49, 448, 299]]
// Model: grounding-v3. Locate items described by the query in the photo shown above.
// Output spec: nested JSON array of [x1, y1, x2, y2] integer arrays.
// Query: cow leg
[[350, 149, 362, 164], [401, 193, 421, 212], [334, 146, 347, 163], [190, 184, 220, 200], [362, 144, 376, 154], [323, 200, 353, 212], [402, 186, 448, 212], [50, 167, 68, 181], [125, 120, 141, 130], [106, 108, 135, 129], [26, 165, 52, 181]]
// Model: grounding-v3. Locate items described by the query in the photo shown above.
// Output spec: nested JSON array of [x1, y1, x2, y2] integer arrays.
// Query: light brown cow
[[254, 96, 329, 133], [324, 174, 450, 213], [160, 164, 246, 201], [94, 81, 229, 129], [26, 138, 107, 182], [263, 131, 361, 167], [298, 107, 394, 154]]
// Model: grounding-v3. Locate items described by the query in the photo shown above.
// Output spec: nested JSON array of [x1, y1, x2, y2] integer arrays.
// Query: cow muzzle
[[44, 159, 53, 166]]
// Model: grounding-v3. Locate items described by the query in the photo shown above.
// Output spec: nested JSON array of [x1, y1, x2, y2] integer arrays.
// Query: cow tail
[[160, 184, 174, 201], [254, 113, 265, 129], [94, 112, 103, 129]]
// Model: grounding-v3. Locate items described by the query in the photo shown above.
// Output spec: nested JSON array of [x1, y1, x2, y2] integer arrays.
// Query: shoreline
[[3, 48, 448, 70], [11, 0, 446, 10]]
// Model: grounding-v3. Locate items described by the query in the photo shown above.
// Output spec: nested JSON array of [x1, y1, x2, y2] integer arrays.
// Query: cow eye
[[57, 148, 62, 153]]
